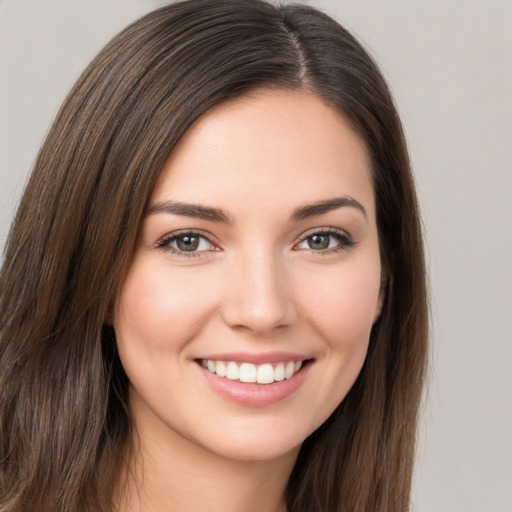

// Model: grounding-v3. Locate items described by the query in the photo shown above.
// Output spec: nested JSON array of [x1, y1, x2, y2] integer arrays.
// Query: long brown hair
[[0, 1, 428, 510]]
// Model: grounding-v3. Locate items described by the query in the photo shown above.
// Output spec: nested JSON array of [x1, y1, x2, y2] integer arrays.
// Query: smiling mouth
[[198, 359, 309, 385]]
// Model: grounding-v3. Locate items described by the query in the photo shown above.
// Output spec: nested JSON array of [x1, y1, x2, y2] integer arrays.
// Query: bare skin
[[118, 393, 295, 512]]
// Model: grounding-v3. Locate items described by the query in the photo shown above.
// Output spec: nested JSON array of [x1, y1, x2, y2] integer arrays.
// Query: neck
[[116, 399, 298, 512]]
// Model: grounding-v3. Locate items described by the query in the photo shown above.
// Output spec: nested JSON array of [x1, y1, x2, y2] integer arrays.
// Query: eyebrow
[[146, 201, 233, 223], [291, 196, 368, 221], [146, 195, 367, 223]]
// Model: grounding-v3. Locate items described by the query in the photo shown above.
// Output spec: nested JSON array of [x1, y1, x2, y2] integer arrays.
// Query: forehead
[[151, 90, 375, 220]]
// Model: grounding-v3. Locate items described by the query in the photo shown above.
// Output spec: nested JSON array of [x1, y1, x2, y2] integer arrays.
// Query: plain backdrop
[[1, 1, 511, 510]]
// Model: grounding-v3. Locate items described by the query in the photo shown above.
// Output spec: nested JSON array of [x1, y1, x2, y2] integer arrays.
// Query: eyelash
[[156, 228, 354, 257], [156, 230, 219, 258], [294, 227, 354, 255]]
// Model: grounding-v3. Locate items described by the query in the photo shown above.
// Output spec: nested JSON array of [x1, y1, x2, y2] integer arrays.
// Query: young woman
[[0, 1, 428, 511]]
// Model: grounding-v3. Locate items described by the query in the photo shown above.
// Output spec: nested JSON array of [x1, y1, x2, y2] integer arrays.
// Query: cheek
[[297, 262, 382, 348], [113, 261, 218, 358], [290, 261, 381, 432]]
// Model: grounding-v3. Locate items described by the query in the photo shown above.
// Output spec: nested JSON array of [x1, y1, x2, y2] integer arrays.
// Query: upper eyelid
[[293, 227, 354, 253], [157, 229, 219, 245], [156, 230, 221, 255], [296, 226, 351, 241]]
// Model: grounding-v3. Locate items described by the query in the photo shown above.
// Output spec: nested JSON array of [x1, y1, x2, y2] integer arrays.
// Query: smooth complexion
[[113, 90, 383, 512]]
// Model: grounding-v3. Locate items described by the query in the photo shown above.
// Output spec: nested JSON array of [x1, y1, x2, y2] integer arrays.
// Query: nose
[[220, 248, 297, 335]]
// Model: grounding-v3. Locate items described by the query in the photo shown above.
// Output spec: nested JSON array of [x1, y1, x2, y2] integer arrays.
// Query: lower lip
[[196, 361, 312, 407]]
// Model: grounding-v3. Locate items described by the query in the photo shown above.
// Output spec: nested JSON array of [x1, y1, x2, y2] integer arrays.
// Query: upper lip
[[195, 351, 314, 365]]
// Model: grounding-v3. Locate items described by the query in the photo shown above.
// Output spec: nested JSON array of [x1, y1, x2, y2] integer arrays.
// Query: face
[[113, 90, 383, 463]]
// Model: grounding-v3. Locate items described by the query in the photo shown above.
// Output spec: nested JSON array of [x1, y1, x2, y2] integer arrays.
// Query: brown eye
[[176, 235, 200, 252], [307, 234, 330, 250], [295, 229, 353, 253], [158, 231, 217, 256]]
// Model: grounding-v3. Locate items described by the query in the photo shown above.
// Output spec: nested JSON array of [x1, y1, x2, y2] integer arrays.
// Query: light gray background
[[1, 1, 511, 510]]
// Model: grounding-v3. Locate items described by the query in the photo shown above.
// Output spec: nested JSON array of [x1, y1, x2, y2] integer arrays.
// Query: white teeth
[[256, 363, 274, 384], [226, 361, 239, 380], [201, 359, 305, 384], [274, 363, 285, 381], [215, 360, 226, 377], [285, 361, 295, 379], [239, 363, 257, 383]]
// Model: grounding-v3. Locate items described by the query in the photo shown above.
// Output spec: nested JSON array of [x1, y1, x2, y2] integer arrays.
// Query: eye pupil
[[177, 235, 199, 251], [308, 234, 330, 250]]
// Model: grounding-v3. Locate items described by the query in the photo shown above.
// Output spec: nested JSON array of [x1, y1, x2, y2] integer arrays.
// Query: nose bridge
[[222, 243, 295, 334]]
